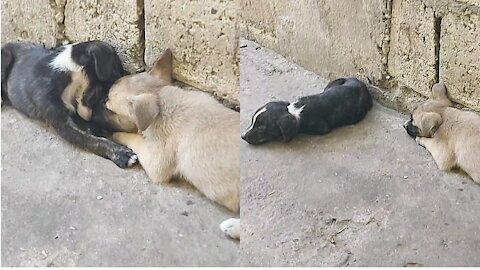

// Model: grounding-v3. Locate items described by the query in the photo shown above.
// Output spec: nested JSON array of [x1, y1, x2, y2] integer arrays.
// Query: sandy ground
[[1, 107, 238, 266], [239, 39, 480, 267]]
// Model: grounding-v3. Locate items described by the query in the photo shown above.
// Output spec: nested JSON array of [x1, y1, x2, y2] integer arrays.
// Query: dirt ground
[[1, 107, 238, 266], [240, 39, 480, 267]]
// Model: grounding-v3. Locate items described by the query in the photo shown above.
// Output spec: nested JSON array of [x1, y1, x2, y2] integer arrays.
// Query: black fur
[[403, 116, 421, 138], [242, 77, 373, 145], [1, 41, 136, 168]]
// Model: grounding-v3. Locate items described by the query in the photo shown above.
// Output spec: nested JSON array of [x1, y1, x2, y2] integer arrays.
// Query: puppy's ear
[[420, 112, 442, 137], [430, 82, 452, 106], [324, 78, 346, 90], [130, 93, 160, 131], [149, 48, 173, 84], [276, 114, 299, 142], [87, 44, 124, 82], [431, 83, 447, 99]]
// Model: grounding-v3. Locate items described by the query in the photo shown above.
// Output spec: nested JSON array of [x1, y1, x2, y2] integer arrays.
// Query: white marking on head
[[49, 45, 83, 72], [287, 102, 305, 119], [243, 107, 267, 136]]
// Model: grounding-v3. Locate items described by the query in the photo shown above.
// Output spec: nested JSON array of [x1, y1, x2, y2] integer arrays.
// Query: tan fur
[[105, 50, 240, 239], [61, 70, 91, 120], [413, 83, 480, 184]]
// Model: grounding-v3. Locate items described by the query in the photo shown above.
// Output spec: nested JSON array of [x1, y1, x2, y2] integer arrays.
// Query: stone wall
[[240, 0, 480, 112], [1, 0, 239, 106]]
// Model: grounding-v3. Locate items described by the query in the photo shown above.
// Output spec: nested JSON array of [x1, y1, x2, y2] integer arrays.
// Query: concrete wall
[[144, 0, 239, 105], [240, 0, 480, 112], [1, 0, 239, 106]]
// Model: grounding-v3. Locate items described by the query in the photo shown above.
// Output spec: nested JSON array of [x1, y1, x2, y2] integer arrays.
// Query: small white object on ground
[[96, 195, 103, 200]]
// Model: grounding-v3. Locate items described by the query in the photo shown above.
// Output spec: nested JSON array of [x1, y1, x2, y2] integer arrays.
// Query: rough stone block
[[1, 0, 59, 47], [64, 0, 144, 72], [239, 0, 276, 33], [240, 0, 385, 83], [388, 0, 437, 97], [238, 0, 277, 48], [145, 0, 239, 105], [440, 13, 480, 110]]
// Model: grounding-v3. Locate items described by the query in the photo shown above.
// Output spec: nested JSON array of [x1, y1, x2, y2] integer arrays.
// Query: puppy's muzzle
[[404, 118, 420, 138]]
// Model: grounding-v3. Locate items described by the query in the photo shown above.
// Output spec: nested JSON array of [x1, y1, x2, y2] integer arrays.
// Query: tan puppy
[[404, 83, 480, 184], [96, 49, 240, 239]]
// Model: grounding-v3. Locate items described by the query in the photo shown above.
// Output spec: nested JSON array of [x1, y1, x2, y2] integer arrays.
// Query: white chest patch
[[49, 44, 83, 72], [245, 107, 267, 133], [287, 102, 305, 119]]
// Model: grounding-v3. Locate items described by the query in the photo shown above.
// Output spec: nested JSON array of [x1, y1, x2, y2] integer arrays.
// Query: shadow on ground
[[240, 39, 480, 267]]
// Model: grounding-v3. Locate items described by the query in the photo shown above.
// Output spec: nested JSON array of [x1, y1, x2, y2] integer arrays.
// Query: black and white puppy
[[241, 77, 373, 145], [1, 41, 137, 168]]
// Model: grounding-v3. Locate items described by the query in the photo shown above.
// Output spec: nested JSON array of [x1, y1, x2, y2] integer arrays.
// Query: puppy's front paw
[[220, 218, 240, 240], [415, 136, 423, 144], [112, 147, 138, 168], [112, 132, 125, 144], [415, 137, 427, 148]]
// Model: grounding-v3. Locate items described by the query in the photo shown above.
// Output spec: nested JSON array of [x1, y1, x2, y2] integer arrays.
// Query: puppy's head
[[404, 83, 450, 138], [72, 41, 128, 113], [71, 41, 127, 83], [92, 49, 173, 132], [241, 101, 299, 145]]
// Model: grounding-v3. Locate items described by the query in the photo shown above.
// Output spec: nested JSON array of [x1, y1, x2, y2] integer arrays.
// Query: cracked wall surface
[[388, 0, 437, 97], [240, 0, 386, 83], [63, 0, 145, 72], [1, 0, 59, 47], [239, 0, 480, 111], [144, 0, 239, 105], [440, 12, 480, 109], [1, 0, 238, 105]]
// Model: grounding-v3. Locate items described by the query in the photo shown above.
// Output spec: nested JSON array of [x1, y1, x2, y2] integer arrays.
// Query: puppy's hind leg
[[220, 218, 240, 240], [416, 137, 455, 171], [466, 170, 480, 185], [456, 148, 480, 184]]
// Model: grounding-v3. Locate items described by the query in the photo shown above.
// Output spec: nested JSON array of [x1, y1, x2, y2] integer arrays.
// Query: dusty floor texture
[[1, 109, 238, 266], [240, 39, 480, 267]]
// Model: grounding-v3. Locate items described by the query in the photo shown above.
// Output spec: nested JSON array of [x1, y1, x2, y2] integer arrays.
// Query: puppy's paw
[[415, 136, 423, 145], [415, 137, 427, 148], [220, 218, 240, 240], [112, 147, 138, 168], [112, 132, 125, 144]]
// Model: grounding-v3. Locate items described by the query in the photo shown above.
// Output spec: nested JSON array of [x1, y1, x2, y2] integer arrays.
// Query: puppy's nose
[[403, 119, 410, 128], [241, 132, 246, 140]]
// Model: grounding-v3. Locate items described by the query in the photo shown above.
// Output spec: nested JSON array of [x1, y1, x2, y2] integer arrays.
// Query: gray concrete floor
[[240, 39, 480, 267], [1, 108, 238, 266]]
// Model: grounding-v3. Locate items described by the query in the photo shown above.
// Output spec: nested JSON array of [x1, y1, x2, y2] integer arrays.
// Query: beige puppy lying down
[[96, 49, 240, 239], [404, 83, 480, 184]]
